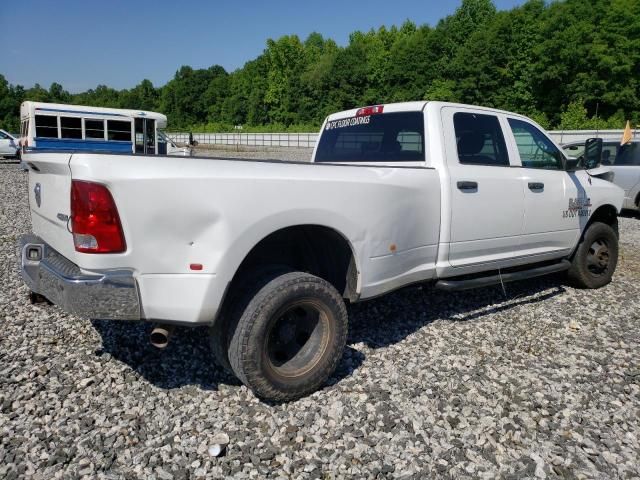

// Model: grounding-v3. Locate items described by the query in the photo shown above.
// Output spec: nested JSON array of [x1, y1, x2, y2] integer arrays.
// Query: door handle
[[457, 181, 478, 191], [528, 182, 544, 190]]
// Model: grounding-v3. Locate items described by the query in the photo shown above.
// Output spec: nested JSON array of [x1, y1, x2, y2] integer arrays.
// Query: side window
[[84, 119, 105, 139], [35, 115, 59, 138], [600, 144, 618, 165], [107, 120, 132, 141], [453, 112, 509, 166], [0, 131, 7, 139], [615, 143, 640, 166], [60, 117, 82, 139], [508, 118, 562, 170]]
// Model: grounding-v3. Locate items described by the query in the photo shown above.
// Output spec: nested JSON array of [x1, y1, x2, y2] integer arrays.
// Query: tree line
[[1, 0, 639, 133]]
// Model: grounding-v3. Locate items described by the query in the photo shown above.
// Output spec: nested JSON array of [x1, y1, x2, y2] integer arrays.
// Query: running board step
[[434, 260, 571, 292]]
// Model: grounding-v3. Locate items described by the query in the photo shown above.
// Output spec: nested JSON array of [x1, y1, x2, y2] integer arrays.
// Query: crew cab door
[[504, 117, 582, 258], [442, 107, 524, 268]]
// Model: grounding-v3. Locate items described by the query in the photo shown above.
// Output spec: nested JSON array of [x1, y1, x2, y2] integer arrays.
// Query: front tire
[[228, 271, 348, 401], [568, 221, 618, 289]]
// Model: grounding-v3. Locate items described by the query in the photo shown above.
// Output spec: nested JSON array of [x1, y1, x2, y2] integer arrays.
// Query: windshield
[[315, 111, 425, 163]]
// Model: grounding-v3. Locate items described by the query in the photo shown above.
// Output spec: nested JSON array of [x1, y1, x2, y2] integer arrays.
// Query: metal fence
[[548, 129, 637, 144], [166, 132, 318, 148], [166, 129, 638, 149]]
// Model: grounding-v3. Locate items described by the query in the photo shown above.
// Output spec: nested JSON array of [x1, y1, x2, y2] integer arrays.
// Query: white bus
[[20, 101, 191, 156]]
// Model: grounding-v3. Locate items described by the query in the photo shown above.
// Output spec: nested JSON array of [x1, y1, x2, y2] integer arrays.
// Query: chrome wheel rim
[[263, 300, 331, 378], [586, 238, 610, 276]]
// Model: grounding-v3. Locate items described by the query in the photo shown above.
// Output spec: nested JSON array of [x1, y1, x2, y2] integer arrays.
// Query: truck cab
[[314, 102, 622, 278]]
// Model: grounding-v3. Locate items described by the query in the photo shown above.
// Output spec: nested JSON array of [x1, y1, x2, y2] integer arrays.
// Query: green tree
[[120, 79, 160, 111]]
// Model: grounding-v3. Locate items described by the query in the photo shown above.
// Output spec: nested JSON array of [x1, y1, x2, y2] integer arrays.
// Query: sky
[[0, 0, 527, 93]]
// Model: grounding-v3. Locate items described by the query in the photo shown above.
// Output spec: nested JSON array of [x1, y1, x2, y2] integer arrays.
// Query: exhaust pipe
[[150, 324, 175, 349]]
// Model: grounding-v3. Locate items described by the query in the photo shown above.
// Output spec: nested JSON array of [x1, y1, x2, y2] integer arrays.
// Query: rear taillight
[[70, 180, 126, 253]]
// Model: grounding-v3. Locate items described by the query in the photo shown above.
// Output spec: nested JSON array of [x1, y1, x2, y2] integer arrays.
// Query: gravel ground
[[1, 161, 639, 479]]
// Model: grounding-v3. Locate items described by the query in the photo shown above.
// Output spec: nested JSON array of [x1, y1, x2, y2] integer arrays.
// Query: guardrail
[[549, 129, 637, 144], [166, 132, 318, 148], [166, 129, 638, 149]]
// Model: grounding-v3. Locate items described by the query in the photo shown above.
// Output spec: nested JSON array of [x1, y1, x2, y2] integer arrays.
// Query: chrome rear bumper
[[19, 234, 141, 320]]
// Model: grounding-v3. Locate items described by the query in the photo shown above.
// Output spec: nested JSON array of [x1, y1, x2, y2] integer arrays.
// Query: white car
[[18, 101, 624, 400], [563, 140, 640, 212], [0, 129, 19, 158]]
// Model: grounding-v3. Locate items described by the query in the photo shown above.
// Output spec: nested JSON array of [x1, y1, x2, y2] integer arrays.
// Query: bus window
[[35, 115, 58, 138], [60, 117, 82, 139], [107, 120, 132, 141], [85, 119, 105, 139]]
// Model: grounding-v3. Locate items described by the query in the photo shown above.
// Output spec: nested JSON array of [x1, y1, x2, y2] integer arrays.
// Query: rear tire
[[568, 221, 618, 289], [227, 270, 348, 401], [209, 265, 290, 374]]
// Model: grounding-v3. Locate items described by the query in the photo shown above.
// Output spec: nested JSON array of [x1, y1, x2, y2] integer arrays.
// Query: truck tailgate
[[25, 153, 76, 260]]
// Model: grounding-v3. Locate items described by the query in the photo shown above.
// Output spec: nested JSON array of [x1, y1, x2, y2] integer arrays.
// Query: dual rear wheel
[[211, 269, 348, 401]]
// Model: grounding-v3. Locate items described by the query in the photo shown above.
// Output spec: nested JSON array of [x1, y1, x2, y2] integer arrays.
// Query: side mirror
[[584, 137, 603, 170], [564, 157, 581, 171]]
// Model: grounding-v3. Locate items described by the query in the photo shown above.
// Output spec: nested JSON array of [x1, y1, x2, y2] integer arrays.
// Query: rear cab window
[[315, 110, 424, 163]]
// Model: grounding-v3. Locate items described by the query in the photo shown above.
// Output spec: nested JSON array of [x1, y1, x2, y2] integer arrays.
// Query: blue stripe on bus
[[35, 107, 128, 117], [32, 137, 133, 153]]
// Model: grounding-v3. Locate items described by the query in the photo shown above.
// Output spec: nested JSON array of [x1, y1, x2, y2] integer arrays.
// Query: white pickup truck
[[19, 102, 624, 401]]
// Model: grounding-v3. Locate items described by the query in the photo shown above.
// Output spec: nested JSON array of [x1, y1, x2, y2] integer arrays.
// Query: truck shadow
[[91, 274, 566, 394], [619, 210, 640, 219], [91, 319, 366, 392], [347, 274, 566, 350]]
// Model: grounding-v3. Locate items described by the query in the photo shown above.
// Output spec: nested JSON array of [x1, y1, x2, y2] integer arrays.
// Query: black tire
[[227, 270, 348, 401], [568, 221, 618, 289], [210, 265, 291, 374], [210, 317, 232, 374]]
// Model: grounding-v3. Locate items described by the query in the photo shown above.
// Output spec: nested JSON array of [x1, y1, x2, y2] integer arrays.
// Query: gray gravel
[[1, 161, 639, 479]]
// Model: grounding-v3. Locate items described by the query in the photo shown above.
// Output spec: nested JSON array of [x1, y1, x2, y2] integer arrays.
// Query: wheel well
[[635, 191, 640, 207], [231, 225, 358, 302], [587, 205, 619, 236]]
